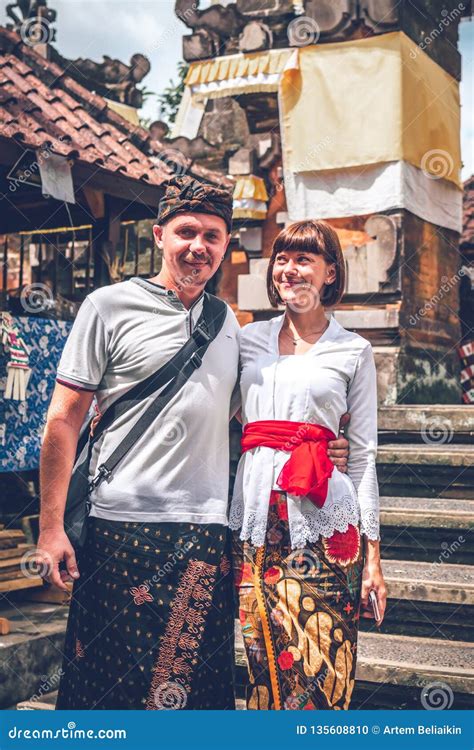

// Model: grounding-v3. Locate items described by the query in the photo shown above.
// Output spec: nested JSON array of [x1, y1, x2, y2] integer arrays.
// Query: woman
[[230, 220, 387, 711]]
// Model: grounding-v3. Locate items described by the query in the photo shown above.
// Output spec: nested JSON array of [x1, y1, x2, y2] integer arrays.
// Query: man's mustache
[[182, 251, 212, 265]]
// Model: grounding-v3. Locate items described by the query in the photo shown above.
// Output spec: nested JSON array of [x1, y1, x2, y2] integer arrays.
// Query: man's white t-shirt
[[56, 278, 240, 525]]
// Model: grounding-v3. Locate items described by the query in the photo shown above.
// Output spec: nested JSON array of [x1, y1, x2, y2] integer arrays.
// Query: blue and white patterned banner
[[0, 316, 71, 472]]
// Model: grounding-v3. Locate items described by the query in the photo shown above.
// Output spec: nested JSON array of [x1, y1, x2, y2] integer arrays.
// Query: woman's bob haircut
[[267, 220, 346, 308]]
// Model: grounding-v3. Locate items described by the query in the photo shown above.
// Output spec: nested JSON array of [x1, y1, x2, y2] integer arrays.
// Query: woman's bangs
[[273, 223, 324, 258]]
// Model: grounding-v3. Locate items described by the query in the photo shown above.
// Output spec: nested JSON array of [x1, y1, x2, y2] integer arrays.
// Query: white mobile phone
[[369, 589, 381, 622]]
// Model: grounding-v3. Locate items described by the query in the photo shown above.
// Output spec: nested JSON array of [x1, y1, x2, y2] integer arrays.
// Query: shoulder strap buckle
[[187, 350, 203, 369], [193, 324, 212, 346], [88, 464, 112, 493]]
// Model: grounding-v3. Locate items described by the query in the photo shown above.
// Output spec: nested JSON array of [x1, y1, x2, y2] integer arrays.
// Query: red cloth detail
[[263, 566, 281, 585], [269, 490, 289, 520], [269, 490, 280, 505], [241, 420, 336, 508], [277, 651, 295, 670], [323, 525, 361, 566]]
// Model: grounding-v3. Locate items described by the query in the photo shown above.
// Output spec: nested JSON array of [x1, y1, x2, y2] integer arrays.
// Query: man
[[38, 175, 349, 710]]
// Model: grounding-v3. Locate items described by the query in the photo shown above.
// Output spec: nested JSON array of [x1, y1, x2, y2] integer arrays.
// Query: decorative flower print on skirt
[[233, 492, 364, 711]]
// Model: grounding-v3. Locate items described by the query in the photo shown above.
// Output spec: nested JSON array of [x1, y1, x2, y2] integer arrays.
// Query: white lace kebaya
[[229, 313, 380, 549]]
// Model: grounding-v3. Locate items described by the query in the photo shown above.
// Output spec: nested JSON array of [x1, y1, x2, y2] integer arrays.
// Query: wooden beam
[[0, 576, 43, 592], [73, 163, 164, 212]]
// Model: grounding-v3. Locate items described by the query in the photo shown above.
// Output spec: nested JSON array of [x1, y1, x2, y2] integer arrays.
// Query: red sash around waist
[[241, 420, 336, 508]]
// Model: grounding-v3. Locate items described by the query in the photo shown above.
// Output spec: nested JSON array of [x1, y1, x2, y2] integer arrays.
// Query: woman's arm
[[345, 343, 380, 540], [345, 343, 387, 624]]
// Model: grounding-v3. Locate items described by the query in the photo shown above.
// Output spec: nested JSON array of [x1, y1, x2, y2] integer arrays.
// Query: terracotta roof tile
[[0, 28, 168, 188], [80, 143, 106, 166], [19, 44, 65, 84], [0, 26, 21, 53], [61, 75, 108, 115], [0, 26, 225, 191], [49, 86, 85, 112]]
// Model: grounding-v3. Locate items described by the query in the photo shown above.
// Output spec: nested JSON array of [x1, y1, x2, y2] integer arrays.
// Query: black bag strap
[[83, 292, 227, 493]]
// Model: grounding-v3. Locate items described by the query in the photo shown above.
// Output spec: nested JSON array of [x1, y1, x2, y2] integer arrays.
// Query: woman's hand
[[90, 403, 102, 437], [360, 548, 387, 626]]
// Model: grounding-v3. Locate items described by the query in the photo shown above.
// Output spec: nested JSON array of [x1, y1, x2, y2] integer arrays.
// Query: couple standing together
[[38, 175, 386, 711]]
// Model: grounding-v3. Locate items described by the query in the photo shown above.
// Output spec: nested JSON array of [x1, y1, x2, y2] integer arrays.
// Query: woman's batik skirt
[[233, 491, 365, 710], [56, 516, 235, 710]]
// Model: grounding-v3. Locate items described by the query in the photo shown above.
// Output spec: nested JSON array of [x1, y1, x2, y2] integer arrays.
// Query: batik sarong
[[56, 516, 235, 710], [233, 491, 365, 710]]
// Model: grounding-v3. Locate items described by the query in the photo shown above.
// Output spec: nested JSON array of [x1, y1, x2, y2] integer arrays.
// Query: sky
[[1, 1, 472, 179]]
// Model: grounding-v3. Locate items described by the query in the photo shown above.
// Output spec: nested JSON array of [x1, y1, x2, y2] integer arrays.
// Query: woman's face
[[272, 248, 336, 310]]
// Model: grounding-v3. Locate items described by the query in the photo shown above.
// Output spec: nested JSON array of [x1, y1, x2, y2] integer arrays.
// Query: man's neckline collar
[[131, 277, 205, 310]]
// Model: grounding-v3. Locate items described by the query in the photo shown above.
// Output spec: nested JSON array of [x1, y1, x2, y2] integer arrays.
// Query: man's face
[[153, 212, 230, 291]]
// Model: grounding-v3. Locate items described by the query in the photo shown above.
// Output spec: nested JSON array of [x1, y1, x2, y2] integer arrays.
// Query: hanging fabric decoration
[[0, 315, 72, 472], [1, 313, 31, 401], [278, 32, 461, 187], [233, 175, 269, 220]]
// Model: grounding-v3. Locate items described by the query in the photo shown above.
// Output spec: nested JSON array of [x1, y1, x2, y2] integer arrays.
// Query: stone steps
[[382, 558, 474, 605], [378, 444, 474, 467], [376, 406, 473, 498], [366, 407, 473, 704], [378, 405, 473, 441], [17, 691, 57, 710], [358, 559, 474, 641], [379, 496, 473, 564], [0, 600, 67, 709], [356, 631, 474, 695], [234, 623, 474, 709], [380, 496, 473, 529], [377, 444, 474, 500]]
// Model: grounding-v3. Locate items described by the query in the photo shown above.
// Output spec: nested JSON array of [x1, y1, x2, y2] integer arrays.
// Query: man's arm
[[37, 383, 95, 590]]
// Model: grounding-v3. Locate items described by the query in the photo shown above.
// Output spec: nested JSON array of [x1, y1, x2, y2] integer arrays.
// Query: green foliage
[[157, 61, 189, 125]]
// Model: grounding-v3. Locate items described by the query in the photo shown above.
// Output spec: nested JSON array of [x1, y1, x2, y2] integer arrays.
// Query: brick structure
[[168, 0, 471, 405]]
